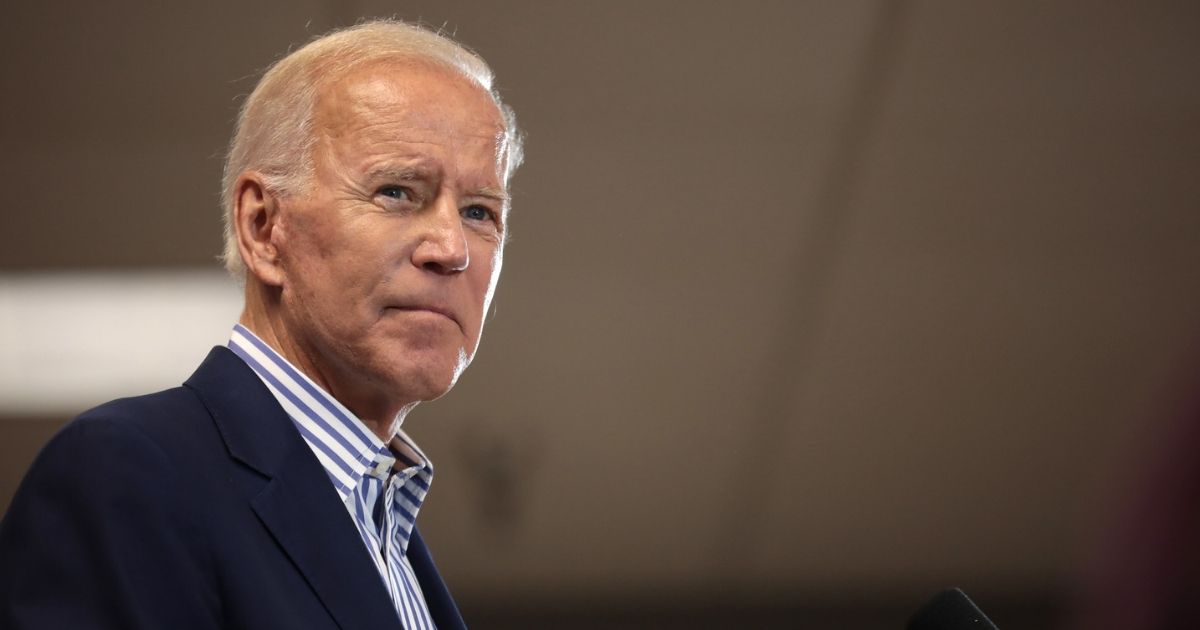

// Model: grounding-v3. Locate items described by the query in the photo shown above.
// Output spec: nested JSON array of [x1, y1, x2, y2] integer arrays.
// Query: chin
[[385, 349, 471, 403]]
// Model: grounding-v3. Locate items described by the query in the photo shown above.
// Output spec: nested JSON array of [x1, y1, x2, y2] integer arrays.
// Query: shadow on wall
[[1068, 357, 1200, 630]]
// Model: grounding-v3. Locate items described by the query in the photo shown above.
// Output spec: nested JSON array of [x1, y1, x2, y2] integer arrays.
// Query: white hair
[[220, 19, 524, 276]]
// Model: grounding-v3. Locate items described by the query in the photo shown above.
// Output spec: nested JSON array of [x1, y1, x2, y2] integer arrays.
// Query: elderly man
[[0, 20, 520, 630]]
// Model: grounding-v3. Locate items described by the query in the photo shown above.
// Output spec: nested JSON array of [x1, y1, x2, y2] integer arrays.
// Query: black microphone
[[906, 588, 998, 629]]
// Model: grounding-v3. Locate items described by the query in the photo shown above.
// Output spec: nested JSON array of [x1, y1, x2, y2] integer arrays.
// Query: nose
[[411, 197, 469, 274]]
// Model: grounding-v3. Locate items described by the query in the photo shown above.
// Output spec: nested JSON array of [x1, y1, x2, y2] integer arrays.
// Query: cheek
[[283, 201, 356, 257], [479, 245, 504, 310], [487, 247, 504, 291], [277, 214, 355, 308], [277, 211, 325, 270], [284, 214, 378, 290]]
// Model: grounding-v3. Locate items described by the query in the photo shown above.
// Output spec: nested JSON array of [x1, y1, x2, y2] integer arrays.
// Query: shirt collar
[[227, 324, 433, 502]]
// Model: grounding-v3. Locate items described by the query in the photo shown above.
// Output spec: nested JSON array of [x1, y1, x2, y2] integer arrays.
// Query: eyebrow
[[470, 186, 511, 204], [363, 165, 434, 183], [363, 164, 509, 205]]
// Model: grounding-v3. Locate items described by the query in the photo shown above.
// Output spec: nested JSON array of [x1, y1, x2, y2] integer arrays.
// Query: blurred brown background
[[2, 1, 1199, 628]]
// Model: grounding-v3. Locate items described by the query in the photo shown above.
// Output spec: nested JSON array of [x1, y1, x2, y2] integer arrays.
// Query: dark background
[[3, 1, 1199, 627]]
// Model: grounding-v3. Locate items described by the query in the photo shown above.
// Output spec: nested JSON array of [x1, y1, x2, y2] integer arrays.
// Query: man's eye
[[378, 186, 412, 200], [461, 205, 493, 222]]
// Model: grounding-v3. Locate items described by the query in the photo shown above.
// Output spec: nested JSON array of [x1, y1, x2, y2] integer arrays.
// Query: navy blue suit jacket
[[0, 347, 466, 629]]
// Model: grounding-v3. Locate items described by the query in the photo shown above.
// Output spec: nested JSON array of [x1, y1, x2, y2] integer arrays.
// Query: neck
[[239, 283, 416, 442]]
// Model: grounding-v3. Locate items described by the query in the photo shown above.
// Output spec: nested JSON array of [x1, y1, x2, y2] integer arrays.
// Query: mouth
[[386, 304, 461, 330]]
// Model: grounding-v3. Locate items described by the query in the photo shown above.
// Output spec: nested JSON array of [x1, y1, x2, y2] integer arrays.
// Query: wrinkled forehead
[[315, 58, 507, 151]]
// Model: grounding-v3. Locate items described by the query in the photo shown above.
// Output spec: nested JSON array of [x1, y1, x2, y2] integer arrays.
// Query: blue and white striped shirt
[[228, 324, 437, 630]]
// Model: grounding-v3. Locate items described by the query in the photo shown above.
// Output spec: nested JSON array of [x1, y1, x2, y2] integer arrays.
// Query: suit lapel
[[186, 347, 403, 630], [251, 447, 403, 630], [408, 527, 467, 630]]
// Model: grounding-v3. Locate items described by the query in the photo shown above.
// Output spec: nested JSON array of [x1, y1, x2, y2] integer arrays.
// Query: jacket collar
[[184, 347, 406, 630]]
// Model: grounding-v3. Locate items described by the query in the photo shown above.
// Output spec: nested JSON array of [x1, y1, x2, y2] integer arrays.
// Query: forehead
[[315, 58, 506, 149]]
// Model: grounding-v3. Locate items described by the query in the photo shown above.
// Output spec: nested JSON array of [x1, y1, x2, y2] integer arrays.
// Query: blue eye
[[378, 186, 412, 200], [461, 205, 493, 221]]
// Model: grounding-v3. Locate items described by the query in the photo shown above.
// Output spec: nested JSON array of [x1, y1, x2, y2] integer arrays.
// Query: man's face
[[270, 59, 509, 420]]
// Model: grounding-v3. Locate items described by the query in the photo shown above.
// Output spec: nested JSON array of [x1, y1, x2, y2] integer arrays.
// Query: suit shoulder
[[48, 385, 215, 467], [0, 393, 224, 629], [6, 393, 190, 530], [8, 386, 224, 537], [77, 385, 208, 431]]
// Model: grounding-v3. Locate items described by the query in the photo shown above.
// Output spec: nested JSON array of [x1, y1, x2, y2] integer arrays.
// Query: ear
[[233, 172, 286, 287]]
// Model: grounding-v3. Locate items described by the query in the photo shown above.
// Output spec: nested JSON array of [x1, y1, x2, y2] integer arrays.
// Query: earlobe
[[233, 172, 286, 287]]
